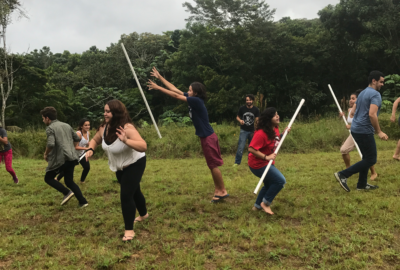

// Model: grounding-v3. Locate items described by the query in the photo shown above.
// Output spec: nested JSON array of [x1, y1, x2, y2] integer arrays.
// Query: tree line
[[1, 0, 400, 128]]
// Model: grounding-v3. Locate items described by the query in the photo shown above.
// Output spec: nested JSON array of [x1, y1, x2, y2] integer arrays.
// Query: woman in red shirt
[[248, 107, 289, 215]]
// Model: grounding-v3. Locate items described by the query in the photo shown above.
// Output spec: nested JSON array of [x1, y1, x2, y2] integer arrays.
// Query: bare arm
[[116, 124, 147, 152], [369, 104, 388, 140], [74, 131, 88, 151], [150, 67, 184, 95], [350, 104, 357, 118], [85, 128, 103, 160], [0, 136, 8, 144], [248, 147, 276, 161], [148, 80, 187, 102], [391, 97, 400, 122], [255, 117, 259, 127]]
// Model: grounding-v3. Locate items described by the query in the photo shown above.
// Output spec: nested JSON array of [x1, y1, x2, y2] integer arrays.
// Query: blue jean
[[235, 129, 254, 164], [339, 132, 377, 189], [250, 165, 286, 208]]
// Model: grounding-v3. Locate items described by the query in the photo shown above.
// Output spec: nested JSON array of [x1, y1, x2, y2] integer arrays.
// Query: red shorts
[[200, 133, 224, 169]]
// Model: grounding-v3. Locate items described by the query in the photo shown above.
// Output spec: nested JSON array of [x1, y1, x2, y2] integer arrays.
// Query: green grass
[[2, 148, 400, 269]]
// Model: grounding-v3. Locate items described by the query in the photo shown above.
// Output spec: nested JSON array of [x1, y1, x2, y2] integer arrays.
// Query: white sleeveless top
[[77, 131, 90, 156], [102, 125, 145, 172], [347, 111, 353, 124]]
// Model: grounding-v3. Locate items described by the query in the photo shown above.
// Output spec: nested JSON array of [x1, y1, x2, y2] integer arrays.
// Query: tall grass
[[7, 113, 400, 159]]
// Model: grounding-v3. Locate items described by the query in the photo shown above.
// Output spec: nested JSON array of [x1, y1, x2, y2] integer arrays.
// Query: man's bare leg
[[393, 140, 400, 160], [211, 167, 228, 200]]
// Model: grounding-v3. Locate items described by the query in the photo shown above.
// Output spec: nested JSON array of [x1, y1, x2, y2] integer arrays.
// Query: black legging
[[45, 160, 88, 204], [116, 156, 147, 230], [57, 158, 90, 182]]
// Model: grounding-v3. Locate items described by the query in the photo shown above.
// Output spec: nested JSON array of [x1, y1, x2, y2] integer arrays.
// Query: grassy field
[[1, 147, 400, 269]]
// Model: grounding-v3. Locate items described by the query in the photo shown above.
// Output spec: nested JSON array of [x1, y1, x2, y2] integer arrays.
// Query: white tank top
[[102, 125, 145, 172], [77, 131, 90, 156], [347, 111, 353, 124]]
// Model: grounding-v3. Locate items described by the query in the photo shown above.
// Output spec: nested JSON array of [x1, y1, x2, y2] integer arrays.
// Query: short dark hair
[[190, 82, 207, 101], [351, 89, 363, 97], [40, 107, 57, 120], [246, 94, 255, 101], [368, 70, 384, 84]]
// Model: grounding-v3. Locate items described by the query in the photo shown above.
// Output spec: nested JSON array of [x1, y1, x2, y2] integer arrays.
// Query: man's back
[[351, 87, 382, 135]]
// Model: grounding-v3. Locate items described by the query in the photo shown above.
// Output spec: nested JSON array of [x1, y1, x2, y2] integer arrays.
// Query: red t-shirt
[[248, 127, 280, 169]]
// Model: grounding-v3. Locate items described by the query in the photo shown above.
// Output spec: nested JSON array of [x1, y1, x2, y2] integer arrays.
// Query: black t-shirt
[[237, 106, 260, 132], [0, 127, 11, 153]]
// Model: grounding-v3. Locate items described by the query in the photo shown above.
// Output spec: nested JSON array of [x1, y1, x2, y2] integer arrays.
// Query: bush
[[6, 114, 399, 159]]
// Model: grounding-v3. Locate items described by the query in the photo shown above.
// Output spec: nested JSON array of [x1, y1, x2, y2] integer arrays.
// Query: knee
[[340, 147, 349, 155], [5, 166, 13, 173], [84, 163, 90, 171], [277, 176, 286, 186]]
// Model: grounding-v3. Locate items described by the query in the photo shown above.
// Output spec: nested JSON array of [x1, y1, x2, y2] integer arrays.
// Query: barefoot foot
[[393, 155, 400, 161], [370, 173, 378, 181], [122, 230, 135, 242], [134, 213, 149, 223], [260, 202, 274, 215]]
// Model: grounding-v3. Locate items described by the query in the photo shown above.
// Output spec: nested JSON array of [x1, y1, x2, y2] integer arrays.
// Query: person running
[[234, 94, 260, 166], [85, 99, 148, 242], [56, 119, 91, 183], [0, 126, 19, 184], [339, 90, 378, 180], [334, 71, 388, 192], [248, 107, 289, 215], [41, 107, 88, 207], [147, 67, 229, 203], [390, 97, 400, 161]]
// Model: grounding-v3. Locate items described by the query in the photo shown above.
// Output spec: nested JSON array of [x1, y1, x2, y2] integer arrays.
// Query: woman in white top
[[86, 99, 148, 242], [339, 90, 377, 180], [56, 118, 91, 183]]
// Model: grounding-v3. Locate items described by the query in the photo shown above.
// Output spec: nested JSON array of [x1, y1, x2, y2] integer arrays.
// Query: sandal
[[122, 234, 135, 242], [211, 194, 230, 203]]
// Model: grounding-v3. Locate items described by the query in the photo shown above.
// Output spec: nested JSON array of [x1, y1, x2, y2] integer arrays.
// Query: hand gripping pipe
[[328, 84, 362, 158], [121, 43, 162, 139], [253, 99, 305, 195]]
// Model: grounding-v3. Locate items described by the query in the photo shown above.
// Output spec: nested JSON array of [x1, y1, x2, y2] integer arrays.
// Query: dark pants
[[44, 160, 88, 204], [235, 129, 254, 164], [339, 132, 377, 189], [116, 156, 147, 230], [57, 158, 90, 182]]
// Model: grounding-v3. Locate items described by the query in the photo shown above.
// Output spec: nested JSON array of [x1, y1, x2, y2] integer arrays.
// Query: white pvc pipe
[[253, 99, 305, 195], [328, 84, 362, 158], [121, 43, 162, 139]]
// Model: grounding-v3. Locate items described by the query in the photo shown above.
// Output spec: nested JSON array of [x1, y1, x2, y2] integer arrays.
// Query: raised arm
[[150, 67, 184, 95], [391, 97, 400, 123], [148, 80, 187, 102]]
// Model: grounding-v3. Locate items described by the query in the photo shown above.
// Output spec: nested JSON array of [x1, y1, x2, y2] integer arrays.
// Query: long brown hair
[[102, 99, 133, 142], [256, 107, 277, 140]]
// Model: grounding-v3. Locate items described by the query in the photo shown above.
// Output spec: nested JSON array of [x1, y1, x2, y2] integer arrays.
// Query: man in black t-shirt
[[234, 94, 260, 165]]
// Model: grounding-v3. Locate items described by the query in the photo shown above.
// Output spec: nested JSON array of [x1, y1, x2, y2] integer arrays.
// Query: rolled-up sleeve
[[72, 128, 81, 142], [46, 127, 55, 148]]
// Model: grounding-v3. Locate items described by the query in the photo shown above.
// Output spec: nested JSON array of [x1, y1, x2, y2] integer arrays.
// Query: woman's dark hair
[[256, 107, 278, 140], [40, 107, 57, 120], [102, 99, 133, 142], [350, 89, 363, 98], [78, 118, 90, 132], [190, 82, 207, 101]]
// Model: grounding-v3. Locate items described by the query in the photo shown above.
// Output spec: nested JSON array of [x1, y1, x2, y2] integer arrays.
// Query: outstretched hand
[[284, 127, 291, 133], [116, 126, 128, 143], [147, 80, 160, 91], [150, 67, 161, 79]]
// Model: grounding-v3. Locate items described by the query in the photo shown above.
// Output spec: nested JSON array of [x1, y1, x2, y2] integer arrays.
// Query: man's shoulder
[[252, 106, 260, 112]]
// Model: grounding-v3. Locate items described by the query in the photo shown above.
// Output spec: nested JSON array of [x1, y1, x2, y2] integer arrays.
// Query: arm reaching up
[[150, 67, 184, 95], [148, 80, 187, 102]]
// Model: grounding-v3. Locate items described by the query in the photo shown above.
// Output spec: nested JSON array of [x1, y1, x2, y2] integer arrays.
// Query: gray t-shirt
[[351, 87, 382, 135], [0, 127, 11, 153]]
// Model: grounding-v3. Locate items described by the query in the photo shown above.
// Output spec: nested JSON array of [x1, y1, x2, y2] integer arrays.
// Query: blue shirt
[[184, 93, 214, 137], [351, 87, 381, 134]]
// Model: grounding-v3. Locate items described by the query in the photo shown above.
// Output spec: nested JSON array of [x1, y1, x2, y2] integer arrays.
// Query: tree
[[0, 0, 27, 127]]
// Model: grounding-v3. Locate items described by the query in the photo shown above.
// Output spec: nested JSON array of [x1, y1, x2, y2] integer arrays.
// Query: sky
[[7, 0, 340, 54]]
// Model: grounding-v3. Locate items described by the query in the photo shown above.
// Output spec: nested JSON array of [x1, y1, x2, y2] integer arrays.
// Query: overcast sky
[[8, 0, 340, 54]]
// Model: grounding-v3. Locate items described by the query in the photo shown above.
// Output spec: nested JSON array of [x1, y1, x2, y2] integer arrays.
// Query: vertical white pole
[[328, 84, 362, 158], [121, 43, 162, 139], [253, 99, 305, 195]]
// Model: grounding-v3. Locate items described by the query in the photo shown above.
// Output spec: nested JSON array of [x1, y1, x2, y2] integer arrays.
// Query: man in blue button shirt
[[334, 71, 388, 192]]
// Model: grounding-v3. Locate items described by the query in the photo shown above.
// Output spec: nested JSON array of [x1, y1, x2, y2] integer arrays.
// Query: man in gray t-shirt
[[0, 127, 18, 183], [334, 71, 388, 192]]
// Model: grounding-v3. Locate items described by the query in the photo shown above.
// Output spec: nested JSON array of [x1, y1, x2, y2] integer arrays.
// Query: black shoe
[[357, 183, 379, 191], [61, 191, 74, 205], [79, 203, 88, 208], [334, 172, 350, 192]]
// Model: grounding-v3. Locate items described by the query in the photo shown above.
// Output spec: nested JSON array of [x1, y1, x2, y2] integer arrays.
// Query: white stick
[[78, 152, 86, 162], [121, 43, 162, 139], [328, 84, 362, 158], [253, 99, 305, 195]]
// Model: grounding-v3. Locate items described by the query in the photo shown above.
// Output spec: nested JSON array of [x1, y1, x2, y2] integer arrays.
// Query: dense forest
[[2, 0, 400, 128]]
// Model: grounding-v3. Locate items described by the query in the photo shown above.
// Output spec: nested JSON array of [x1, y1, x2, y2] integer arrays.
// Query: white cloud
[[7, 0, 339, 54]]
